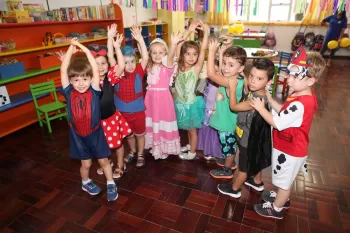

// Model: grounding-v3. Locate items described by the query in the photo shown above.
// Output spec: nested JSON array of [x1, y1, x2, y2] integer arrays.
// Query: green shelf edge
[[0, 66, 60, 85]]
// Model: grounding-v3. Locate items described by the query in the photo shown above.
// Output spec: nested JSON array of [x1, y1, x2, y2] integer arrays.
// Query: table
[[244, 48, 279, 59]]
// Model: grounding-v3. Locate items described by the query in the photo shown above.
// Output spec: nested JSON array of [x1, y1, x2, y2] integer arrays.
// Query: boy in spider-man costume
[[250, 46, 326, 219], [108, 26, 149, 168], [60, 38, 118, 201]]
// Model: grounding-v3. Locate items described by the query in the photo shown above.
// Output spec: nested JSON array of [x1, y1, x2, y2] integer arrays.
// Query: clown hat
[[290, 46, 311, 67]]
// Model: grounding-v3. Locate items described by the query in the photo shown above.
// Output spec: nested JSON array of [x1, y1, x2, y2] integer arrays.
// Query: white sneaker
[[181, 144, 190, 153], [179, 151, 196, 160]]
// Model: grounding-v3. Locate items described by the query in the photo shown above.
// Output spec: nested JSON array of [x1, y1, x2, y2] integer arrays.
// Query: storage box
[[34, 55, 60, 70], [0, 62, 25, 79], [7, 0, 24, 11]]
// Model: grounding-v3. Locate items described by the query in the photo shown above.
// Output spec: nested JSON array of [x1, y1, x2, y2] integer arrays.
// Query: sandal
[[113, 165, 125, 179], [136, 155, 145, 168], [97, 161, 114, 175], [124, 151, 136, 164]]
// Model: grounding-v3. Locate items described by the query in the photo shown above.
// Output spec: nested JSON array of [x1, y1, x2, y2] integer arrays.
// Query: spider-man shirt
[[63, 85, 101, 137], [113, 63, 146, 113]]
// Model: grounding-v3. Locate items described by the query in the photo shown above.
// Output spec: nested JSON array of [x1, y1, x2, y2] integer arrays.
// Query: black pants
[[320, 38, 340, 58]]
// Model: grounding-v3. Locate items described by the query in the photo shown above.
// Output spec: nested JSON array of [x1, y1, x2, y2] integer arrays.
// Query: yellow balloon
[[327, 40, 338, 50], [339, 38, 350, 48]]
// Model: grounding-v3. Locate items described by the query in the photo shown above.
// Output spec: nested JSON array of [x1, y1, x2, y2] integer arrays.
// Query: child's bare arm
[[168, 32, 184, 67], [131, 25, 149, 69], [60, 39, 79, 89], [176, 21, 198, 57], [228, 78, 253, 111], [73, 40, 100, 90], [107, 23, 117, 67], [266, 90, 283, 112], [207, 39, 229, 87], [112, 33, 125, 76], [194, 21, 209, 76]]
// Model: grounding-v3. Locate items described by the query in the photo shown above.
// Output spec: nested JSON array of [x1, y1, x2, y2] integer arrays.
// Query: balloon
[[339, 38, 350, 48], [327, 40, 338, 50]]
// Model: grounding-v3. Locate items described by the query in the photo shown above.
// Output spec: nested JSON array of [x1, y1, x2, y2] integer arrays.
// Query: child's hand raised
[[249, 97, 265, 112], [70, 37, 79, 46], [113, 33, 124, 48], [107, 23, 117, 38], [171, 31, 185, 45], [208, 39, 219, 52], [189, 20, 199, 32], [131, 25, 143, 41]]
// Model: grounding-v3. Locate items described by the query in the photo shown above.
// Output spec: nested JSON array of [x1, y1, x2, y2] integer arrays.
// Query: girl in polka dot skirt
[[89, 24, 132, 179]]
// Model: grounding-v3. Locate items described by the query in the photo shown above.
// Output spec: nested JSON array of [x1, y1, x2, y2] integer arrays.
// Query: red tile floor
[[1, 59, 350, 233]]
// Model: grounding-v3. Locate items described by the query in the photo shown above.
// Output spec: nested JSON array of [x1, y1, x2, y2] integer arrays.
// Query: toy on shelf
[[0, 86, 11, 107], [7, 0, 24, 11], [42, 32, 54, 46], [0, 40, 16, 51], [53, 33, 66, 44]]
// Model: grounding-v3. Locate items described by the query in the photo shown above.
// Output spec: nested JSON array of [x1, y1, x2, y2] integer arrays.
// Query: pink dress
[[145, 64, 181, 159]]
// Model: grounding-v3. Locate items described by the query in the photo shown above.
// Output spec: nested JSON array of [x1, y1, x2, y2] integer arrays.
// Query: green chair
[[29, 80, 67, 133], [233, 39, 261, 48], [271, 65, 279, 97]]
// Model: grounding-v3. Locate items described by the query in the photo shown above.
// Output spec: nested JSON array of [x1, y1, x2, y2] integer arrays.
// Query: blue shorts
[[218, 131, 237, 158], [69, 126, 111, 160]]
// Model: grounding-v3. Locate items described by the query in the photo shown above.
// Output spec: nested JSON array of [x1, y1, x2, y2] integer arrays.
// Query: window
[[228, 0, 309, 22]]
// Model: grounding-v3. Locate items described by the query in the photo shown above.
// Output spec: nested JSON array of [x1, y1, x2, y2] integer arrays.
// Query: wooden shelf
[[0, 91, 48, 112], [0, 19, 120, 29], [0, 37, 108, 57], [0, 66, 60, 85]]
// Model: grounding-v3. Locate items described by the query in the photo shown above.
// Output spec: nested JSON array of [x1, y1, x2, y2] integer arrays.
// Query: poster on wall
[[0, 86, 11, 107]]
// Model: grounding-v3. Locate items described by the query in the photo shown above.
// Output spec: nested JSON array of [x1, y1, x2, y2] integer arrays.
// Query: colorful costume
[[100, 69, 132, 149], [63, 85, 110, 160], [210, 77, 244, 158], [272, 46, 315, 190], [145, 59, 181, 159], [197, 81, 222, 158], [113, 63, 146, 135], [174, 67, 205, 130]]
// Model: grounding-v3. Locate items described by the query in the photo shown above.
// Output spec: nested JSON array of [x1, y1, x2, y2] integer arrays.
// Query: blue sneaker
[[82, 181, 102, 195], [107, 184, 118, 201]]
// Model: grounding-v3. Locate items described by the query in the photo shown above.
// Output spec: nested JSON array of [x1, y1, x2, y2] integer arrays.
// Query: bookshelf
[[0, 4, 124, 138]]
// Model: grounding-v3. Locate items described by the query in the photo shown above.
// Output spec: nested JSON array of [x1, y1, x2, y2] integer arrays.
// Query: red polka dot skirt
[[101, 110, 132, 149]]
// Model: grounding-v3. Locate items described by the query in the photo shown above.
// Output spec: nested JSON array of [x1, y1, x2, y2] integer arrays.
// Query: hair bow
[[88, 44, 108, 57], [90, 49, 107, 57]]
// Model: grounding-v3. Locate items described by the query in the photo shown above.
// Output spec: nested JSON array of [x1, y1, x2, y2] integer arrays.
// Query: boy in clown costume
[[250, 47, 326, 219]]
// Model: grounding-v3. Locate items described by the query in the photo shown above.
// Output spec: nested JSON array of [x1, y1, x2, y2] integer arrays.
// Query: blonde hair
[[147, 42, 168, 70], [306, 52, 326, 81]]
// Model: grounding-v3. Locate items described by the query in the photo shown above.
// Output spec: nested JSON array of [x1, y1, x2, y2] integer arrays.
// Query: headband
[[150, 38, 168, 52], [88, 44, 108, 57]]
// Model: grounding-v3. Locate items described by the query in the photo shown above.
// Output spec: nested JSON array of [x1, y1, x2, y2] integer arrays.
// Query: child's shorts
[[69, 126, 111, 160], [272, 148, 308, 190], [237, 144, 248, 173], [121, 111, 146, 136], [218, 131, 237, 158]]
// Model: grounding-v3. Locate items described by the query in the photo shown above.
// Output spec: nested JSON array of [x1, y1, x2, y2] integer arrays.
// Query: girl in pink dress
[[144, 34, 183, 160]]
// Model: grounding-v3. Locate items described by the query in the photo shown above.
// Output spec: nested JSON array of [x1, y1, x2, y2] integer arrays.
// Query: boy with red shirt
[[250, 47, 326, 219]]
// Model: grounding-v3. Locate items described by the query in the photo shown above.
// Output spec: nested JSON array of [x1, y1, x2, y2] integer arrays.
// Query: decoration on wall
[[302, 0, 349, 25], [0, 86, 11, 107]]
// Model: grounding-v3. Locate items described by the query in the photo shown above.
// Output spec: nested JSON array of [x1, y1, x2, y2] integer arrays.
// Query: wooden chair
[[29, 80, 67, 133], [233, 39, 261, 48], [47, 76, 66, 102]]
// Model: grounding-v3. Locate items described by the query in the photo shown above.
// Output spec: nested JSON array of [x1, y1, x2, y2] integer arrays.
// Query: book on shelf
[[52, 5, 115, 22]]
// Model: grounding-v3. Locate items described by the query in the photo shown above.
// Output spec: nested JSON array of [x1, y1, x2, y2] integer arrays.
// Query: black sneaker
[[210, 167, 233, 179], [244, 177, 264, 191], [215, 158, 237, 170], [217, 183, 241, 198], [262, 190, 290, 209], [254, 202, 284, 219]]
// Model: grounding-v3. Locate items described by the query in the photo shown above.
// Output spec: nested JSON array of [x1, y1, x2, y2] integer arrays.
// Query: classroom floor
[[1, 59, 350, 233]]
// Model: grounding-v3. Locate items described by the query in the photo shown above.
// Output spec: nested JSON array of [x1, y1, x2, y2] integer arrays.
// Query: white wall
[[0, 0, 157, 27]]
